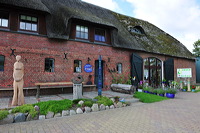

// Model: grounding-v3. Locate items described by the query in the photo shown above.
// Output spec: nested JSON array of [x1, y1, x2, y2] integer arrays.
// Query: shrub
[[0, 110, 9, 120], [94, 96, 113, 106], [134, 92, 169, 103], [33, 99, 72, 115], [83, 101, 94, 107], [11, 104, 38, 118]]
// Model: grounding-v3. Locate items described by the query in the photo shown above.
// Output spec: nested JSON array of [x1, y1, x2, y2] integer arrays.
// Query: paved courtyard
[[1, 92, 200, 133]]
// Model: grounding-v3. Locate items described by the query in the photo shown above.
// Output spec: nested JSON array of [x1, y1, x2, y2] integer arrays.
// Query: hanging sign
[[177, 68, 192, 78], [84, 64, 93, 73]]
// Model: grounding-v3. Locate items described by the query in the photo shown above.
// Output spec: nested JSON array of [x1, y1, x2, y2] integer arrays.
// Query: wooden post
[[36, 85, 40, 98], [187, 78, 191, 91]]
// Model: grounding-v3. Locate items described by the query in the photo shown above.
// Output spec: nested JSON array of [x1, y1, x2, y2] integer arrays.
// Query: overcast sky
[[82, 0, 200, 52]]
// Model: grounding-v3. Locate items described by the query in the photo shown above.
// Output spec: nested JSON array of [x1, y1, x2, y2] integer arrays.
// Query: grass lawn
[[134, 92, 169, 103]]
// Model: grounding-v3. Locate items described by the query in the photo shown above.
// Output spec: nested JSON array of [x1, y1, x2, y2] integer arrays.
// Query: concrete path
[[1, 92, 200, 133]]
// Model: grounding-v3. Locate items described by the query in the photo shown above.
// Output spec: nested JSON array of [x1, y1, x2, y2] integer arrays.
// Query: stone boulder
[[46, 112, 54, 119], [70, 110, 76, 116], [84, 107, 91, 113], [110, 105, 115, 109], [54, 113, 61, 117], [91, 104, 99, 112], [76, 108, 83, 114], [0, 114, 14, 125], [39, 115, 45, 120], [117, 102, 123, 108], [99, 104, 106, 111], [62, 110, 69, 117], [14, 113, 26, 123]]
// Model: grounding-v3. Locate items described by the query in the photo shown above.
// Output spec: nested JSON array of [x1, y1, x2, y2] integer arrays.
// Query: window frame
[[75, 25, 89, 40], [19, 14, 38, 32], [94, 28, 106, 42], [0, 11, 9, 29], [74, 60, 82, 73], [0, 55, 5, 71], [44, 58, 55, 72], [116, 63, 122, 74]]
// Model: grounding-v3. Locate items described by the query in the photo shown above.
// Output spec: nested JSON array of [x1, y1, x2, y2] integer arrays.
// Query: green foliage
[[193, 39, 200, 57], [11, 104, 38, 118], [111, 74, 132, 85], [0, 110, 9, 120], [143, 86, 150, 91], [33, 99, 72, 115], [83, 101, 94, 107], [157, 89, 166, 94], [194, 90, 200, 93], [94, 96, 113, 106], [166, 88, 177, 94], [76, 104, 82, 107], [134, 92, 169, 103]]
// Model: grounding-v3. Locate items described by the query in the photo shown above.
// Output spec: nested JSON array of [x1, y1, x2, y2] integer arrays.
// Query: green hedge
[[0, 110, 9, 120]]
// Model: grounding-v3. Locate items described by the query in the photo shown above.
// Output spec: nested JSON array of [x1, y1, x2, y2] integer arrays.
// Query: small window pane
[[81, 33, 84, 38], [32, 24, 37, 31], [76, 25, 80, 31], [117, 63, 122, 74], [20, 22, 25, 30], [85, 27, 88, 32], [32, 17, 37, 22], [81, 26, 84, 32], [2, 19, 8, 27], [76, 31, 80, 38], [27, 16, 32, 21], [84, 33, 88, 39], [26, 23, 31, 30], [0, 55, 5, 71], [74, 60, 82, 73], [21, 15, 26, 20], [45, 58, 54, 72], [0, 19, 1, 26]]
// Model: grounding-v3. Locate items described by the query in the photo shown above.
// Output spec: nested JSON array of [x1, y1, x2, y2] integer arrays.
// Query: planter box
[[111, 84, 135, 94]]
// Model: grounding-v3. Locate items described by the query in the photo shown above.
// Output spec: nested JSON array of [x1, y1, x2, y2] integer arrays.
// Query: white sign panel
[[177, 68, 192, 78]]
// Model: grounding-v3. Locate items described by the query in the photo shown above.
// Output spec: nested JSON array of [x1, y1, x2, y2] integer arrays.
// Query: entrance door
[[144, 57, 162, 87], [95, 60, 104, 88]]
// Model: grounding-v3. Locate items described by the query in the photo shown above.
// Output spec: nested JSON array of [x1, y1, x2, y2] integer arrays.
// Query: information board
[[177, 68, 192, 78]]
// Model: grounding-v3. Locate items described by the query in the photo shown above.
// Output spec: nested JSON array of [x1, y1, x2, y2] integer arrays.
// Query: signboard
[[177, 68, 192, 78], [84, 64, 92, 73]]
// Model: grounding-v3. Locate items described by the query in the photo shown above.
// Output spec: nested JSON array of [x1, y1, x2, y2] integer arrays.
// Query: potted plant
[[191, 85, 196, 92], [137, 85, 143, 92], [166, 88, 177, 98], [152, 89, 158, 95], [143, 87, 149, 93], [157, 89, 166, 97], [182, 86, 187, 92], [162, 79, 166, 84]]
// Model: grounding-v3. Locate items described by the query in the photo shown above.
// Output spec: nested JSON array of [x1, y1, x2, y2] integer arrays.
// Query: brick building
[[0, 0, 195, 94]]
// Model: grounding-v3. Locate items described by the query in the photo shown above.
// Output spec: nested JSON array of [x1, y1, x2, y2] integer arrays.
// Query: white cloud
[[125, 0, 200, 52], [81, 0, 119, 11]]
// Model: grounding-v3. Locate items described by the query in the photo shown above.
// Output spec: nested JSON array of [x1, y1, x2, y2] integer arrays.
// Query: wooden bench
[[35, 82, 96, 98]]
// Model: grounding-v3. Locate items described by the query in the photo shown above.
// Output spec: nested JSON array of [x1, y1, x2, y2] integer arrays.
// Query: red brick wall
[[0, 31, 196, 89]]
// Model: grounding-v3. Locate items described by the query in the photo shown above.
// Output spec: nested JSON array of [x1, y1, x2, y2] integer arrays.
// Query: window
[[117, 63, 122, 74], [45, 58, 54, 72], [95, 29, 106, 42], [76, 25, 88, 39], [0, 55, 5, 71], [129, 26, 145, 34], [19, 15, 38, 32], [74, 60, 82, 73], [0, 11, 9, 28]]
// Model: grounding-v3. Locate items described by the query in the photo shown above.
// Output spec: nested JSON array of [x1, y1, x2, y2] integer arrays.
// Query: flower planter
[[192, 89, 195, 92], [182, 89, 186, 92], [159, 94, 165, 97], [143, 91, 149, 93], [166, 93, 175, 98]]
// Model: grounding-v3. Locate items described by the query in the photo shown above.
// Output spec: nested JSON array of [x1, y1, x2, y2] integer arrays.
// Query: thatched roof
[[0, 0, 194, 59]]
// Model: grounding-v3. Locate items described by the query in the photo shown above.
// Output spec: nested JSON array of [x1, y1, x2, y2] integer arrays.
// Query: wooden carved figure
[[12, 55, 25, 106]]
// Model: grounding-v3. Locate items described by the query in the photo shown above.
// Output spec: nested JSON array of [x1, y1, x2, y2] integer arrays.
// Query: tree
[[193, 39, 200, 57]]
